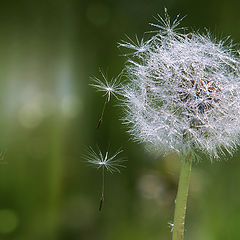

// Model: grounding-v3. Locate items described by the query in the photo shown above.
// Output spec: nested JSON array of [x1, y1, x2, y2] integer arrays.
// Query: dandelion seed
[[149, 8, 186, 37], [118, 35, 151, 57], [85, 146, 125, 173], [90, 72, 120, 102], [90, 70, 121, 128], [168, 222, 174, 232], [84, 147, 126, 211]]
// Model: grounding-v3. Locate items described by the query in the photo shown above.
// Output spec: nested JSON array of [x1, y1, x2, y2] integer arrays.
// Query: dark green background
[[0, 0, 239, 239]]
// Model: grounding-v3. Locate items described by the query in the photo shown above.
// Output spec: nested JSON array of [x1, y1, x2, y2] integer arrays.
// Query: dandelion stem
[[99, 166, 105, 211], [172, 153, 192, 240], [97, 95, 109, 129]]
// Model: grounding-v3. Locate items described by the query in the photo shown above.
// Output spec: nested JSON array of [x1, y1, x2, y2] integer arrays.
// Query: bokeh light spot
[[0, 209, 18, 234], [18, 100, 44, 128], [138, 173, 163, 199], [60, 95, 80, 118]]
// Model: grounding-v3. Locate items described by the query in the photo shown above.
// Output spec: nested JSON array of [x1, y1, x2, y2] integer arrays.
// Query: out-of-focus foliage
[[0, 1, 239, 240]]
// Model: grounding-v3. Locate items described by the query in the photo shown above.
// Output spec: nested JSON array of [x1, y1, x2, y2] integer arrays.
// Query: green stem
[[172, 153, 193, 240]]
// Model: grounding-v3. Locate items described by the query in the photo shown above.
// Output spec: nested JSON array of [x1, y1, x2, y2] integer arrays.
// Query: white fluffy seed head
[[119, 11, 240, 159]]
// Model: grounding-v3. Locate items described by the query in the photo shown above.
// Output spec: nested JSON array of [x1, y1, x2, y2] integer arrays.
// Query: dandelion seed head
[[119, 12, 240, 159]]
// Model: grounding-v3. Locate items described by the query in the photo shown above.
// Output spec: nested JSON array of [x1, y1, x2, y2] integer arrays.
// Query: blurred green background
[[0, 0, 240, 240]]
